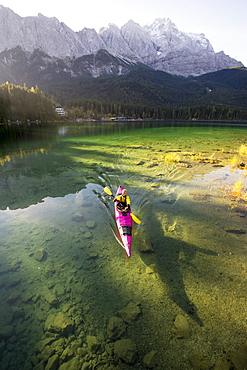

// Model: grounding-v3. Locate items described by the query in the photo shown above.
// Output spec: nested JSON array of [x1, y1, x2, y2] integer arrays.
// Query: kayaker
[[114, 188, 131, 214]]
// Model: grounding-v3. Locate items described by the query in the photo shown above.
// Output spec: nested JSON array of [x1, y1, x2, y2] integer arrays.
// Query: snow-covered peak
[[99, 23, 120, 34], [121, 20, 156, 62], [77, 27, 106, 53], [99, 22, 137, 58], [122, 19, 142, 28], [121, 20, 145, 36], [144, 18, 178, 36], [187, 32, 214, 52]]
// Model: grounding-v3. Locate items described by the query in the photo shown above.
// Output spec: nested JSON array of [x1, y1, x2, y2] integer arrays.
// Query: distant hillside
[[43, 67, 247, 110], [43, 69, 199, 107], [195, 67, 247, 90], [194, 68, 247, 108]]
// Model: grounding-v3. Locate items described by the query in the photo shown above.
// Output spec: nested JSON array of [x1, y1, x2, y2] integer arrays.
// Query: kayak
[[114, 186, 132, 257]]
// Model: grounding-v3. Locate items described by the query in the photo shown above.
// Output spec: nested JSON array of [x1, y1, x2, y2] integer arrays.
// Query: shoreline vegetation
[[0, 83, 57, 123], [0, 82, 247, 124], [64, 102, 247, 122]]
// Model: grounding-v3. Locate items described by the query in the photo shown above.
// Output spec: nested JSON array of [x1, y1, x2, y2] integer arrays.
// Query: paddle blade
[[130, 213, 141, 224], [104, 187, 113, 196]]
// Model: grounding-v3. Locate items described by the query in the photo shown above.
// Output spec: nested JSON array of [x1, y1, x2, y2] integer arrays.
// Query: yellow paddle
[[103, 187, 114, 196], [103, 187, 141, 224], [129, 212, 142, 225]]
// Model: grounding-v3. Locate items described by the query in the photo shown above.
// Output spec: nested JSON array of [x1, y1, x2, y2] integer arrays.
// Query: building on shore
[[55, 107, 66, 116]]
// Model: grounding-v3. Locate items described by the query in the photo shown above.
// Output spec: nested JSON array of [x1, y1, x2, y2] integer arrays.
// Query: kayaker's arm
[[113, 195, 123, 202]]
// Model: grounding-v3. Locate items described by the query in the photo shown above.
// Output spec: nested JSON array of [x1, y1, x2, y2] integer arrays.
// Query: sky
[[1, 0, 246, 66]]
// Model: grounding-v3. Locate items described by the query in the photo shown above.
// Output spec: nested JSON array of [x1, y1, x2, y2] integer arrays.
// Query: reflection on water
[[0, 121, 247, 369]]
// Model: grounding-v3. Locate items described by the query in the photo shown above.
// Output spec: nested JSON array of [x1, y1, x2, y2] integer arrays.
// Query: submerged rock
[[47, 312, 74, 336], [214, 357, 230, 370], [40, 345, 54, 362], [22, 291, 35, 303], [145, 266, 155, 275], [58, 356, 81, 369], [49, 337, 66, 356], [107, 316, 126, 340], [178, 251, 187, 261], [114, 338, 137, 364], [45, 267, 56, 278], [33, 248, 47, 262], [84, 232, 92, 239], [35, 337, 55, 353], [43, 289, 58, 306], [44, 314, 55, 332], [135, 160, 145, 165], [224, 228, 246, 234], [145, 162, 158, 168], [229, 340, 247, 370], [143, 350, 159, 368], [173, 315, 191, 339], [87, 252, 98, 259], [81, 362, 91, 370], [86, 335, 102, 354], [60, 346, 74, 362], [79, 226, 87, 233], [86, 220, 96, 229], [45, 354, 59, 370], [72, 213, 84, 222], [118, 302, 142, 324], [188, 353, 211, 369], [34, 360, 45, 369]]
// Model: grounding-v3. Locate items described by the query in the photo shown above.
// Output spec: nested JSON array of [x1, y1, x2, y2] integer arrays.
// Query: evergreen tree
[[0, 83, 58, 123]]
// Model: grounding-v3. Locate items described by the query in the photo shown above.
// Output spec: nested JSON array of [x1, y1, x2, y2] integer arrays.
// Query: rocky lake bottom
[[0, 122, 247, 369]]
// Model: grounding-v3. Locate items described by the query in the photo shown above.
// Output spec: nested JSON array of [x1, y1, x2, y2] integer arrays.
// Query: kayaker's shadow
[[138, 211, 217, 327]]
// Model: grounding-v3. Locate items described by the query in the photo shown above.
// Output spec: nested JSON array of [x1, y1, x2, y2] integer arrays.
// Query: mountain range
[[0, 5, 243, 80], [0, 5, 246, 115]]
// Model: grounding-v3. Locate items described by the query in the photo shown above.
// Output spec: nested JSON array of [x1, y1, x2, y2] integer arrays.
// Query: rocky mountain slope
[[0, 5, 243, 77], [0, 47, 143, 85]]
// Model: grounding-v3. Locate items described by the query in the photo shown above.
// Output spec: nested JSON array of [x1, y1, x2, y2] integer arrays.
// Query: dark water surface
[[0, 121, 247, 369]]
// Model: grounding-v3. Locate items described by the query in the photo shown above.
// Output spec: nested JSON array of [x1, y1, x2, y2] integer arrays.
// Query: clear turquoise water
[[0, 121, 247, 369]]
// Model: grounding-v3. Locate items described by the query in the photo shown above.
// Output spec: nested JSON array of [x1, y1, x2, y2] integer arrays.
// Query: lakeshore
[[0, 121, 246, 369]]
